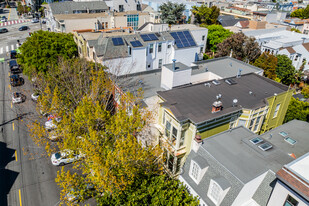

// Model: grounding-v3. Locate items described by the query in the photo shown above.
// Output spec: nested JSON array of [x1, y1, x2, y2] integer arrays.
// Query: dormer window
[[207, 177, 231, 205], [189, 156, 209, 184], [190, 161, 200, 182]]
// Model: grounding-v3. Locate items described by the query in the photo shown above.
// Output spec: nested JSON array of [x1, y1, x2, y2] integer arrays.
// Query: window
[[202, 35, 205, 41], [158, 43, 162, 52], [190, 161, 200, 181], [284, 195, 298, 206], [175, 156, 182, 174], [158, 59, 162, 68], [200, 47, 204, 53], [119, 5, 124, 12], [253, 116, 261, 131], [179, 130, 185, 147], [128, 46, 131, 55], [165, 121, 171, 138], [273, 104, 280, 118], [162, 112, 165, 125], [149, 44, 154, 54], [285, 137, 297, 145], [279, 131, 288, 137], [168, 44, 171, 48], [171, 127, 177, 146], [250, 137, 263, 145], [208, 181, 221, 204], [238, 119, 246, 127], [249, 118, 255, 130], [127, 14, 139, 30]]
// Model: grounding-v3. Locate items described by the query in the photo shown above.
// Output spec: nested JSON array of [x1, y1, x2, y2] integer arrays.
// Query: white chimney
[[192, 135, 203, 153], [161, 60, 192, 90]]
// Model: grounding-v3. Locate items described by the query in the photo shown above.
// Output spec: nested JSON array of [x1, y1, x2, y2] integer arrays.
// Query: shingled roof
[[49, 1, 108, 15]]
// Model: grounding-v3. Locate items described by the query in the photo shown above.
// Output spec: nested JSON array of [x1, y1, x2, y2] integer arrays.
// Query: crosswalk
[[0, 19, 30, 27], [0, 44, 20, 55]]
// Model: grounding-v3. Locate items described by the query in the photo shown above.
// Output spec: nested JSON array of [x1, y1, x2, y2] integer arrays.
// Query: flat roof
[[164, 62, 191, 72], [157, 73, 289, 124]]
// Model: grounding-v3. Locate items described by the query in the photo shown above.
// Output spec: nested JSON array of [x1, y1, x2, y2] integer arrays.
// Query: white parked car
[[48, 131, 61, 141], [45, 117, 61, 130], [51, 149, 83, 166], [12, 92, 23, 104], [31, 92, 40, 101]]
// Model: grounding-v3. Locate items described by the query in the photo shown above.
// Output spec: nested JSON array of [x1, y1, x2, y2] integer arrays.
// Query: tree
[[284, 97, 309, 123], [97, 175, 199, 205], [301, 85, 309, 98], [192, 5, 220, 25], [291, 28, 302, 33], [216, 32, 261, 63], [17, 30, 78, 76], [159, 2, 186, 24], [253, 52, 277, 80], [276, 55, 297, 85], [205, 25, 233, 52]]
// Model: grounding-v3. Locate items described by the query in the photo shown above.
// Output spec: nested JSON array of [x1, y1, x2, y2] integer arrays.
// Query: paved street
[[0, 19, 64, 205]]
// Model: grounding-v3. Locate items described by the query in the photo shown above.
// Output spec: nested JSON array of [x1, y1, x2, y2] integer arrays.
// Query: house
[[179, 120, 309, 206], [268, 152, 309, 206], [72, 0, 141, 12], [218, 15, 248, 27], [75, 27, 208, 75], [157, 72, 293, 175]]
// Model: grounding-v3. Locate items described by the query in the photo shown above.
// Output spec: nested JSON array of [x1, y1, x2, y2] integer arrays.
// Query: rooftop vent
[[236, 69, 243, 78], [212, 101, 223, 113], [232, 99, 238, 107], [229, 62, 232, 67], [258, 142, 273, 151], [212, 80, 220, 85], [216, 94, 222, 100], [250, 137, 263, 145], [205, 67, 208, 72], [204, 83, 211, 87], [249, 91, 253, 95], [225, 79, 237, 85]]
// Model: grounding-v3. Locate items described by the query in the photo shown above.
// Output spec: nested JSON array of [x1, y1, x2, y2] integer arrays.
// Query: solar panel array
[[170, 31, 196, 48], [140, 34, 158, 41], [130, 40, 143, 47], [112, 38, 124, 46]]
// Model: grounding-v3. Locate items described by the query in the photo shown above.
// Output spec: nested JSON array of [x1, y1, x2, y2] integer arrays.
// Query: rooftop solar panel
[[148, 34, 158, 40], [112, 38, 124, 46], [140, 34, 159, 42], [170, 31, 196, 48], [130, 40, 143, 47]]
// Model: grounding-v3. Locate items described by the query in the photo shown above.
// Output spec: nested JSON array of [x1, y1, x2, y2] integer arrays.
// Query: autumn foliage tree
[[216, 32, 261, 63], [253, 52, 277, 80]]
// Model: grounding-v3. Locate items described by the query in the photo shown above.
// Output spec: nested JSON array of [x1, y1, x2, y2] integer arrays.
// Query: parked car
[[45, 117, 62, 130], [0, 28, 8, 33], [12, 92, 23, 104], [19, 26, 29, 31], [1, 17, 7, 22], [31, 92, 39, 101], [48, 131, 61, 141], [9, 60, 21, 74], [10, 74, 24, 87], [10, 50, 17, 59], [31, 18, 39, 23], [51, 149, 83, 166], [42, 20, 46, 24]]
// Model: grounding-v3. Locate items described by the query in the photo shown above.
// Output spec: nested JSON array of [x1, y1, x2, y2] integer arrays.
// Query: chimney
[[192, 135, 203, 153], [211, 101, 223, 113]]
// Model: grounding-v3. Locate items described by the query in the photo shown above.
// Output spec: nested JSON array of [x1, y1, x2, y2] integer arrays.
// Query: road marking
[[11, 102, 12, 108], [0, 47, 3, 54], [9, 84, 11, 91], [6, 46, 9, 52], [15, 151, 17, 161], [8, 72, 10, 76], [12, 122, 14, 131], [11, 45, 14, 50], [8, 9, 11, 20], [19, 189, 22, 206], [16, 44, 19, 48]]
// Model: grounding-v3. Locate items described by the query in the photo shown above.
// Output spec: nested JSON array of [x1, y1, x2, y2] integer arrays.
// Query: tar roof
[[260, 120, 309, 158], [157, 73, 288, 124], [192, 56, 263, 78], [164, 62, 191, 72], [49, 1, 108, 15]]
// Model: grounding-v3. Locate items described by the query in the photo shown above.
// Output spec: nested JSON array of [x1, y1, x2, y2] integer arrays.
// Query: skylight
[[212, 80, 220, 85], [250, 137, 263, 145], [279, 131, 288, 137], [258, 142, 273, 151], [225, 79, 237, 85], [285, 137, 297, 145]]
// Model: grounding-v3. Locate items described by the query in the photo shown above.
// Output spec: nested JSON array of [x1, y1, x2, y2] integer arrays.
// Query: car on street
[[31, 18, 39, 23], [10, 74, 24, 87], [31, 92, 40, 101], [9, 60, 21, 74], [42, 20, 46, 24], [19, 26, 29, 31], [45, 117, 62, 130], [10, 50, 17, 59], [51, 149, 83, 166], [12, 92, 23, 104], [1, 17, 7, 22], [0, 28, 8, 33]]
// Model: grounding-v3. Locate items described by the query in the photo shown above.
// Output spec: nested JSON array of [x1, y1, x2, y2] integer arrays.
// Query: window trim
[[273, 103, 281, 118], [207, 180, 223, 205], [189, 161, 200, 183]]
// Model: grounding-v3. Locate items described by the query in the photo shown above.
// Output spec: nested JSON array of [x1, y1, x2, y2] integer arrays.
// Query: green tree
[[253, 52, 277, 80], [192, 5, 220, 25], [301, 85, 309, 98], [284, 97, 309, 123], [17, 30, 78, 76], [97, 175, 199, 205], [276, 55, 297, 85], [205, 25, 232, 52], [159, 2, 186, 24], [291, 28, 302, 33], [216, 32, 261, 63]]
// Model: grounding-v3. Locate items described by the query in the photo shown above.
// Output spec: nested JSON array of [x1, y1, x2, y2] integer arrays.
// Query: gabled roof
[[157, 73, 289, 124], [286, 46, 296, 54], [49, 1, 108, 15]]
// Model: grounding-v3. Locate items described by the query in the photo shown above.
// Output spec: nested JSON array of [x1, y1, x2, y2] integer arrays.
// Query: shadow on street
[[0, 141, 19, 206]]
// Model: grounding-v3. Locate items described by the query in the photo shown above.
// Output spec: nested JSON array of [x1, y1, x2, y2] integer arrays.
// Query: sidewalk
[[0, 19, 31, 27]]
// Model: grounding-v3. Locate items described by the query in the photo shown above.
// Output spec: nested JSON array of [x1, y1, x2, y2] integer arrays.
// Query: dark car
[[10, 50, 17, 59], [10, 74, 24, 87], [0, 28, 8, 33], [19, 26, 29, 31], [9, 60, 21, 74]]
